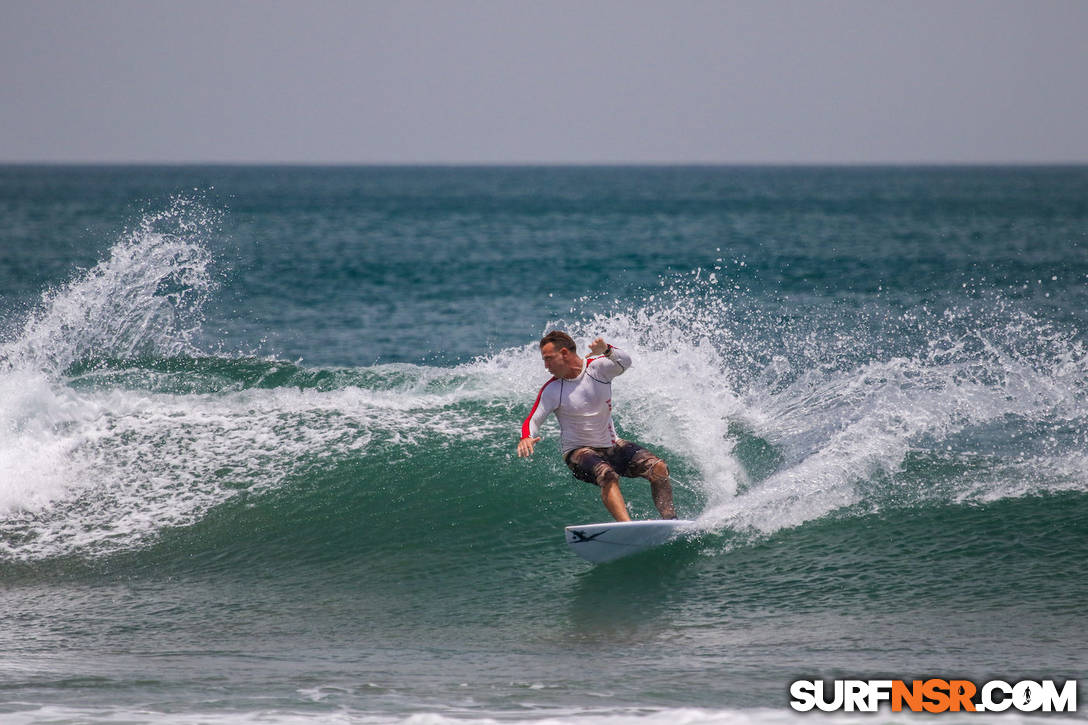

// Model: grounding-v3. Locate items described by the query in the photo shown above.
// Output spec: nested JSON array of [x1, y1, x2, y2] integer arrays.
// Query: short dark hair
[[540, 330, 576, 352]]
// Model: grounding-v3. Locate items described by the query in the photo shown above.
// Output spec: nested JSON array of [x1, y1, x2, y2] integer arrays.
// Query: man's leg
[[646, 459, 676, 519], [597, 468, 632, 522], [567, 447, 631, 522], [609, 440, 677, 520]]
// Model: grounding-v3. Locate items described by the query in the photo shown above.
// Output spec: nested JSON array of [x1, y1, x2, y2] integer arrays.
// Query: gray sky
[[2, 0, 1087, 164]]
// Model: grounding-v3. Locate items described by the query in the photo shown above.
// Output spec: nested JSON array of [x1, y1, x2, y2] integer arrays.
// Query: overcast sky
[[2, 0, 1086, 164]]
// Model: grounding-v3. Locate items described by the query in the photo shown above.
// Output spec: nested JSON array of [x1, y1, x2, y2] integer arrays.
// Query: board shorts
[[564, 439, 663, 486]]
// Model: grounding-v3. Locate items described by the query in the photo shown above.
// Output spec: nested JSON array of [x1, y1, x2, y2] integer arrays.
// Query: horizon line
[[4, 159, 1088, 168]]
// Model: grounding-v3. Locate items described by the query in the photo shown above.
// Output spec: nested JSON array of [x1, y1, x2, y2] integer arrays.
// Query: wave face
[[1, 166, 1086, 722]]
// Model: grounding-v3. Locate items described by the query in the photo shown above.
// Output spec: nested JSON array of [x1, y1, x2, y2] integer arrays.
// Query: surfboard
[[564, 519, 696, 563]]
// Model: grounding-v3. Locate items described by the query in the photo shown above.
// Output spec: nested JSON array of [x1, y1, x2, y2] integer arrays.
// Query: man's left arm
[[588, 337, 631, 380]]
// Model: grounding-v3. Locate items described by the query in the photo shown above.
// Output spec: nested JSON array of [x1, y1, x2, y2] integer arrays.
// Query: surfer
[[518, 330, 677, 521]]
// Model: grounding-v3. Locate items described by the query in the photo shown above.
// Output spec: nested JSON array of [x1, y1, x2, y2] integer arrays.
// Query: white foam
[[0, 704, 1079, 725], [0, 369, 87, 514], [0, 370, 517, 560]]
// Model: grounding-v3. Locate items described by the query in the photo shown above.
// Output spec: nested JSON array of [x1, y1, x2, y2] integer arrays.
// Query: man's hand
[[518, 436, 541, 457], [588, 337, 608, 356]]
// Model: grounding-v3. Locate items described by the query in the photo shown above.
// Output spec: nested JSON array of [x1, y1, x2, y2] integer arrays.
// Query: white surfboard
[[564, 519, 696, 563]]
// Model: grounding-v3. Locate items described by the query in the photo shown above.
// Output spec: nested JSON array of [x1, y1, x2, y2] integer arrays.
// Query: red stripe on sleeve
[[521, 377, 556, 438]]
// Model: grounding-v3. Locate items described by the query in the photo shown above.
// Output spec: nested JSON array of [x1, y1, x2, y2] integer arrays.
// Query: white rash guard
[[521, 347, 632, 456]]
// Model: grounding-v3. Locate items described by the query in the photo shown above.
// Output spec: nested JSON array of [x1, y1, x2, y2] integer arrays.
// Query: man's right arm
[[517, 435, 539, 457], [518, 378, 557, 457]]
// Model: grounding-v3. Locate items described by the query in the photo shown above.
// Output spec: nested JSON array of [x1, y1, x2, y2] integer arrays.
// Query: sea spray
[[545, 275, 1088, 538], [1, 196, 220, 376]]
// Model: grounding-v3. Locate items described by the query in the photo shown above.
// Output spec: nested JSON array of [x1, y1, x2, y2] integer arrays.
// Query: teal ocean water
[[1, 166, 1086, 723]]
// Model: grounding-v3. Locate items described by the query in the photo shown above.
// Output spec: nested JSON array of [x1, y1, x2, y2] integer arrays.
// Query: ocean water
[[0, 165, 1086, 724]]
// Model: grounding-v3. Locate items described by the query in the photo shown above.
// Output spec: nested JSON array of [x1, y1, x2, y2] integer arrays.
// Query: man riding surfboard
[[518, 330, 677, 521]]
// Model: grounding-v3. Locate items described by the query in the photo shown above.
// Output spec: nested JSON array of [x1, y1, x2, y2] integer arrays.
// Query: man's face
[[540, 342, 576, 377]]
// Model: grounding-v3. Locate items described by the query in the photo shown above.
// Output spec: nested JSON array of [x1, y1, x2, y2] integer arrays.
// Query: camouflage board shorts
[[563, 439, 663, 486]]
